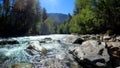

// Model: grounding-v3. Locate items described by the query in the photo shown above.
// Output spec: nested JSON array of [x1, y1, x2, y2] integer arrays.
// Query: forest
[[58, 0, 120, 34], [0, 0, 120, 37]]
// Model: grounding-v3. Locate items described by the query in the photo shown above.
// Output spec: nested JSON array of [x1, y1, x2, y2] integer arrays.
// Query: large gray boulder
[[73, 40, 110, 66]]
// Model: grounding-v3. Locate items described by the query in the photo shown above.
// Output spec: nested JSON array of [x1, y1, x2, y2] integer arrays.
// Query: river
[[0, 34, 78, 68]]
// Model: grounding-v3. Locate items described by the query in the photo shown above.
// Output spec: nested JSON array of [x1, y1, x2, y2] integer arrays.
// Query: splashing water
[[0, 34, 78, 68]]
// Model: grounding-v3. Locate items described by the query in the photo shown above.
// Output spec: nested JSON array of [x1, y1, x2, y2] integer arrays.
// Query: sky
[[40, 0, 75, 15]]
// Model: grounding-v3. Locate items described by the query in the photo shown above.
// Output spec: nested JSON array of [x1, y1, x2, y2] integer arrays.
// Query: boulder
[[73, 38, 84, 44], [70, 40, 110, 67], [116, 36, 120, 41], [76, 40, 109, 61], [28, 41, 42, 51], [105, 44, 120, 68], [25, 45, 38, 55], [87, 35, 98, 40], [39, 40, 46, 43], [41, 47, 47, 56], [27, 45, 34, 50], [56, 40, 61, 43], [103, 35, 111, 41], [0, 40, 19, 45], [106, 42, 120, 47], [40, 37, 53, 43], [80, 35, 90, 40], [44, 37, 52, 41], [69, 40, 120, 68], [26, 41, 47, 56]]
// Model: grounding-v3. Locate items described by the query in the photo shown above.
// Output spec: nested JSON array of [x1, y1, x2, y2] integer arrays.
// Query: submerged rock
[[0, 40, 19, 45], [0, 55, 9, 64], [41, 37, 53, 43], [26, 42, 47, 56], [44, 37, 52, 41], [27, 45, 34, 50], [41, 47, 47, 56], [11, 63, 33, 68], [39, 40, 46, 43]]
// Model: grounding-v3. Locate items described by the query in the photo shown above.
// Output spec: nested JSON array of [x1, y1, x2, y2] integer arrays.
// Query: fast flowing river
[[0, 34, 78, 68]]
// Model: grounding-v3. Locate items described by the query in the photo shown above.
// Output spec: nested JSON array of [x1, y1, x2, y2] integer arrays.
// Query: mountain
[[47, 13, 68, 23]]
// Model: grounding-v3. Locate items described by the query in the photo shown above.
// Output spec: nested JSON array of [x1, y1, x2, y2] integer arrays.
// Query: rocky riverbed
[[0, 34, 120, 68], [66, 34, 120, 68]]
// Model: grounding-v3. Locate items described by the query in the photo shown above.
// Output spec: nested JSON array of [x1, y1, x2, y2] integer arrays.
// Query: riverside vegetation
[[0, 0, 120, 37]]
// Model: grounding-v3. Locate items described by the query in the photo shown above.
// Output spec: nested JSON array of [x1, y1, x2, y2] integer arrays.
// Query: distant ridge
[[47, 13, 68, 23]]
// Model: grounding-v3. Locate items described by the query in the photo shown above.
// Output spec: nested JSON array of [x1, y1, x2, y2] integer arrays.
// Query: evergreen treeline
[[57, 0, 120, 34], [0, 0, 120, 37], [0, 0, 48, 37]]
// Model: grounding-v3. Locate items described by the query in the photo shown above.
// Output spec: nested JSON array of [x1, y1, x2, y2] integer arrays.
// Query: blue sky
[[40, 0, 75, 14]]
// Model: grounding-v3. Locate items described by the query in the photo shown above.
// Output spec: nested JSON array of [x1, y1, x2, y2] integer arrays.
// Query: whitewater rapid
[[0, 34, 77, 68]]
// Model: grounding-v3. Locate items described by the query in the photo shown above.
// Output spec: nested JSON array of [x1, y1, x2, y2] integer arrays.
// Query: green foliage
[[42, 8, 47, 22], [57, 0, 120, 34], [95, 0, 120, 34], [56, 13, 72, 34], [0, 0, 120, 36], [69, 0, 96, 34], [45, 18, 55, 34], [0, 0, 69, 36], [0, 0, 44, 37]]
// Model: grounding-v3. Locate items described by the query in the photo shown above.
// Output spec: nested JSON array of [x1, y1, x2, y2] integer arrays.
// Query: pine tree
[[41, 8, 47, 22]]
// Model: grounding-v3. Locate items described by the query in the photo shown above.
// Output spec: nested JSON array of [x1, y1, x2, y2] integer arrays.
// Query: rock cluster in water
[[68, 34, 120, 68]]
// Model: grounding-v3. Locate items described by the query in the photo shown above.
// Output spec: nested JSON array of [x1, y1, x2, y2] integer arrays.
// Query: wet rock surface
[[73, 38, 84, 44], [11, 63, 33, 68], [69, 40, 109, 68], [68, 34, 120, 68], [0, 39, 19, 45]]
